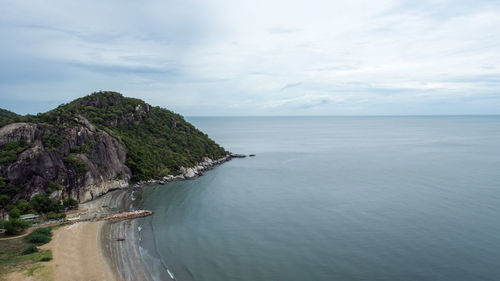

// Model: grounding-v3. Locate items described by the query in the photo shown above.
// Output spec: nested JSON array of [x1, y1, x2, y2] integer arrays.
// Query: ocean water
[[137, 116, 500, 281]]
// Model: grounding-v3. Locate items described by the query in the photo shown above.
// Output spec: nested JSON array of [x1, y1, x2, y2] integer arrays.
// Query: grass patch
[[26, 263, 44, 276], [23, 244, 38, 255], [24, 263, 54, 281], [0, 228, 54, 279]]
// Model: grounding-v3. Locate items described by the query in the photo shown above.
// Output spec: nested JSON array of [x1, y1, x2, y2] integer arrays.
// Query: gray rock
[[0, 118, 131, 203]]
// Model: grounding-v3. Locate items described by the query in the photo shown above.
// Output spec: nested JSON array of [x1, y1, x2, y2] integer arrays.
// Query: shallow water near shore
[[136, 116, 500, 281]]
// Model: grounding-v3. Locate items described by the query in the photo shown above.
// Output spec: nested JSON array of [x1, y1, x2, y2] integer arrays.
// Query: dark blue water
[[137, 116, 500, 281]]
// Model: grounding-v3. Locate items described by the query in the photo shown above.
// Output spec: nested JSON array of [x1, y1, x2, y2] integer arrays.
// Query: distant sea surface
[[136, 116, 500, 281]]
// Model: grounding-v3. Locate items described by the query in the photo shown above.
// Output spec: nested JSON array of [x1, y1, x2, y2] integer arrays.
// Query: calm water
[[137, 116, 500, 281]]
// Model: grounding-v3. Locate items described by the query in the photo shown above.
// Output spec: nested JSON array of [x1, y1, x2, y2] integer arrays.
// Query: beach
[[42, 221, 115, 281], [41, 189, 153, 281]]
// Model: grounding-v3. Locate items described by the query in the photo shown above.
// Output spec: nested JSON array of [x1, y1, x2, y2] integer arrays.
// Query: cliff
[[0, 92, 227, 204]]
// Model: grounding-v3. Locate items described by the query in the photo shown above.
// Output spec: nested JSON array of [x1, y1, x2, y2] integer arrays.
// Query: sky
[[0, 0, 499, 116]]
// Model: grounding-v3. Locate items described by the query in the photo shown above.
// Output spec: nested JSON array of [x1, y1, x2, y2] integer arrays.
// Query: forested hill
[[0, 108, 19, 119], [0, 91, 227, 204]]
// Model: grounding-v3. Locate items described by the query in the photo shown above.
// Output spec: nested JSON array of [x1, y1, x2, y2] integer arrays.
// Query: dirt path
[[0, 228, 34, 241]]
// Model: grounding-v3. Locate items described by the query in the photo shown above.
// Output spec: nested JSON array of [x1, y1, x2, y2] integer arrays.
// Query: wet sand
[[44, 190, 153, 281], [101, 219, 153, 281], [92, 190, 154, 281]]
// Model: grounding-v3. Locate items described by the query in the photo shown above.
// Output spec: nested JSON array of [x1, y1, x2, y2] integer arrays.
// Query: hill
[[0, 109, 19, 119], [0, 91, 227, 206], [0, 109, 20, 127]]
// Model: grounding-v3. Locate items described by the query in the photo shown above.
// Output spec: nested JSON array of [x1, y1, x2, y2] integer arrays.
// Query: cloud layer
[[1, 0, 499, 115]]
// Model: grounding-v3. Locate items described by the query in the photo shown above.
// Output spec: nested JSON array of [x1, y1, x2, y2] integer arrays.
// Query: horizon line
[[186, 114, 500, 118]]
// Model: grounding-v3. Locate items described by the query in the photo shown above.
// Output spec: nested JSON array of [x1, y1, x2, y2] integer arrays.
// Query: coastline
[[41, 221, 115, 281], [100, 155, 240, 280], [44, 154, 237, 281], [99, 190, 156, 281], [41, 189, 149, 281]]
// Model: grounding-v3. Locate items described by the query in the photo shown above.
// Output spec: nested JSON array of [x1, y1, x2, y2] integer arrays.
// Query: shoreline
[[100, 190, 156, 281], [41, 221, 115, 281], [45, 154, 238, 281], [41, 189, 148, 281]]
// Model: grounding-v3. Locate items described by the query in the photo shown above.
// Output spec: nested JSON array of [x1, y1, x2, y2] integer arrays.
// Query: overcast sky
[[1, 0, 499, 116]]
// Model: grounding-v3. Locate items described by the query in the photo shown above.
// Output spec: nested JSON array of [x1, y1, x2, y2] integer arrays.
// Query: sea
[[134, 116, 500, 281]]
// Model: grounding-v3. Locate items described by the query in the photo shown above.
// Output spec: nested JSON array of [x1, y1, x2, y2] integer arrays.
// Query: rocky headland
[[0, 91, 228, 207]]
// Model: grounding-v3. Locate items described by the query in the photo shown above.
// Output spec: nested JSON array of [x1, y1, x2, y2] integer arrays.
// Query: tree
[[4, 218, 30, 235], [0, 194, 9, 209], [29, 194, 61, 214], [14, 199, 33, 214], [23, 244, 39, 255], [62, 198, 78, 209], [8, 207, 21, 219]]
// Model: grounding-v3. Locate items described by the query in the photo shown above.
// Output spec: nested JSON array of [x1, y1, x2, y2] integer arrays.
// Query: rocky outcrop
[[0, 91, 228, 205], [0, 118, 131, 203], [132, 154, 241, 187], [0, 123, 39, 146]]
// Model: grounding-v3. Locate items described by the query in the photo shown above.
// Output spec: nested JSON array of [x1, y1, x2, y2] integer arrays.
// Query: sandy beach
[[42, 221, 115, 281], [41, 190, 153, 281]]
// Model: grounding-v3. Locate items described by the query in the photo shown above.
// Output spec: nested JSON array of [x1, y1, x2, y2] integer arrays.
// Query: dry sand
[[42, 221, 116, 281], [37, 190, 152, 281]]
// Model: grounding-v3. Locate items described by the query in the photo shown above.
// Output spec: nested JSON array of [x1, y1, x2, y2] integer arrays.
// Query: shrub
[[62, 197, 78, 209], [23, 244, 39, 255], [4, 218, 30, 235], [63, 155, 89, 176], [29, 194, 62, 213], [0, 139, 29, 164], [25, 233, 51, 245], [40, 256, 52, 262], [0, 194, 9, 209], [31, 227, 51, 236], [25, 227, 52, 245], [8, 207, 21, 219], [45, 212, 66, 220], [45, 181, 63, 194], [14, 199, 34, 214], [42, 130, 64, 149]]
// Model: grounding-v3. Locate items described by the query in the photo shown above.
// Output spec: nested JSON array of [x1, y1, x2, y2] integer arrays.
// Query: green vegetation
[[40, 254, 52, 262], [35, 91, 227, 181], [29, 194, 62, 214], [42, 130, 64, 149], [0, 177, 22, 209], [0, 108, 19, 119], [25, 227, 52, 245], [45, 181, 63, 194], [0, 139, 29, 164], [43, 212, 66, 220], [62, 197, 78, 209], [0, 193, 70, 235], [0, 234, 53, 279], [8, 207, 21, 219], [12, 200, 34, 215], [71, 137, 95, 154], [0, 108, 20, 127], [23, 244, 39, 255], [63, 154, 89, 177], [3, 219, 30, 235], [0, 192, 76, 235], [0, 91, 227, 206]]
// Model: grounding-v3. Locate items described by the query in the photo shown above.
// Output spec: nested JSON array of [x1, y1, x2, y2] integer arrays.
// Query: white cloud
[[0, 0, 499, 115]]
